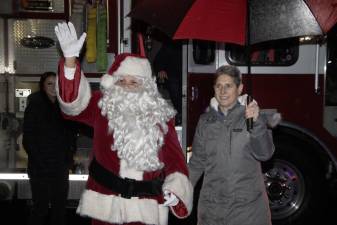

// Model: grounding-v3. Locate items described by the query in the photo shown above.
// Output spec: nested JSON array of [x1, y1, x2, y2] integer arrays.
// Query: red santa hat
[[100, 53, 152, 89]]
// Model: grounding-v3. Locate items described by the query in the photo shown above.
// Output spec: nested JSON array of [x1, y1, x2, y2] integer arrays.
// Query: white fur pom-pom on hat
[[100, 53, 152, 89]]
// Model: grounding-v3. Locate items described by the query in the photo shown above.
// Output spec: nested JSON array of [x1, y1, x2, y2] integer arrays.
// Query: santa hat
[[100, 53, 152, 89]]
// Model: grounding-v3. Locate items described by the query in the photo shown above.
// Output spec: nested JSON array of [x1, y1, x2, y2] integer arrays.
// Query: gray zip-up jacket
[[189, 100, 274, 225]]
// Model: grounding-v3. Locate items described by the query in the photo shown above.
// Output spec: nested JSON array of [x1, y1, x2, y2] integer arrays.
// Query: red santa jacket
[[56, 59, 193, 225]]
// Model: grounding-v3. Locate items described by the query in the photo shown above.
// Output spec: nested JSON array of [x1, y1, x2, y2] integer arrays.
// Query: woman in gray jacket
[[188, 65, 275, 225]]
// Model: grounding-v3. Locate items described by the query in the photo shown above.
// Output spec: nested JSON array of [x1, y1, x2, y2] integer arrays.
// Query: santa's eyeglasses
[[115, 75, 144, 90]]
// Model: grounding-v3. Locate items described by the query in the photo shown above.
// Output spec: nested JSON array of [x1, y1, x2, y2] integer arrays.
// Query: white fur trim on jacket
[[210, 97, 219, 111], [56, 72, 91, 116], [210, 96, 281, 127], [76, 189, 169, 225], [162, 172, 193, 218], [64, 66, 76, 80]]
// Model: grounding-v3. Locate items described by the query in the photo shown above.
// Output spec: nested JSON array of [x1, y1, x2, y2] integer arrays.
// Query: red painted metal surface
[[107, 0, 118, 53]]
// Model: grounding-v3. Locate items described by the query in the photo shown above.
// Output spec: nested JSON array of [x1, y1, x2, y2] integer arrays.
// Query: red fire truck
[[0, 1, 336, 225]]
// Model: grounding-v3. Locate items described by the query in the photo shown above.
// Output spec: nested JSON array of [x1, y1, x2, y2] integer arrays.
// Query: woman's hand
[[245, 101, 259, 122]]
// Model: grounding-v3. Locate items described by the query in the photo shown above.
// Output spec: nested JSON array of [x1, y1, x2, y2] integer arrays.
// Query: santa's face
[[115, 75, 144, 92]]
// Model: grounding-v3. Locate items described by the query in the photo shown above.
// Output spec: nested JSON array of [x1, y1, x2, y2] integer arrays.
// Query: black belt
[[89, 157, 164, 199]]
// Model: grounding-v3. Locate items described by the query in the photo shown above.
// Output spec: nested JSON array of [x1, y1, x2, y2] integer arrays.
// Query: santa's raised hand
[[55, 22, 86, 58]]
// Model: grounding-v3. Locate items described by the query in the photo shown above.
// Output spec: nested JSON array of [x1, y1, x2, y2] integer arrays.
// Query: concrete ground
[[1, 197, 337, 225]]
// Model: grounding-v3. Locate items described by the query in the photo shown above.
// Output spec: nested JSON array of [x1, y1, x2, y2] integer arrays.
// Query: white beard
[[98, 77, 176, 171]]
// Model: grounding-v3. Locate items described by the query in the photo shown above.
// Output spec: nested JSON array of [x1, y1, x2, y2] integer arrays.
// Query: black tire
[[264, 136, 328, 225]]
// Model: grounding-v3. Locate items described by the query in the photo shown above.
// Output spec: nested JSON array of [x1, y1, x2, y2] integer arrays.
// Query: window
[[226, 39, 299, 66], [193, 40, 215, 65]]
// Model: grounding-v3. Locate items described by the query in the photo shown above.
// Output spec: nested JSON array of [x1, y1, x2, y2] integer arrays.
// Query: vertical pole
[[314, 43, 320, 94], [246, 0, 253, 131], [246, 0, 252, 94], [182, 41, 188, 158]]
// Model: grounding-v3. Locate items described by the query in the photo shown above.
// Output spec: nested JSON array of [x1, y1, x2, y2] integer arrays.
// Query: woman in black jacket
[[23, 71, 76, 225]]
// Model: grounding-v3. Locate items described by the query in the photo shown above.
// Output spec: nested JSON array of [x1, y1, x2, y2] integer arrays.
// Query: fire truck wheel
[[263, 138, 328, 225]]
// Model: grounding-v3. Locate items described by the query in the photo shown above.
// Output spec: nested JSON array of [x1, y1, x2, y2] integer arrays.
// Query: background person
[[188, 65, 275, 225], [153, 37, 183, 125], [22, 71, 77, 225], [54, 21, 193, 225]]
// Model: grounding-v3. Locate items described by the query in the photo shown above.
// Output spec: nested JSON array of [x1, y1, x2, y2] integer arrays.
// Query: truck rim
[[264, 159, 306, 220]]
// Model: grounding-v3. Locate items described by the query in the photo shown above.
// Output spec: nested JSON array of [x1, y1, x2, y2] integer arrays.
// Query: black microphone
[[246, 95, 253, 132]]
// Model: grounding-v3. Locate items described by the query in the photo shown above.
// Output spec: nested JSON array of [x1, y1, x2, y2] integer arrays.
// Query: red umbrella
[[129, 0, 337, 130], [129, 0, 337, 45]]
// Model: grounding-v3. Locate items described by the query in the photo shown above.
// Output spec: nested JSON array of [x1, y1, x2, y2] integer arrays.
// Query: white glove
[[163, 190, 179, 207], [54, 22, 87, 57]]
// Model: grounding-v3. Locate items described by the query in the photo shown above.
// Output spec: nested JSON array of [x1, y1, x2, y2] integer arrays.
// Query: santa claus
[[54, 22, 193, 225]]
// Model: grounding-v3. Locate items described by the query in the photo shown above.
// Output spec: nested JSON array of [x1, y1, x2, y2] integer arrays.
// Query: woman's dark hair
[[39, 71, 56, 91], [214, 65, 242, 87]]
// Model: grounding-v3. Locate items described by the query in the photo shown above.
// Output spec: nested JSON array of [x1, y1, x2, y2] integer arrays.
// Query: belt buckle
[[121, 177, 136, 199]]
